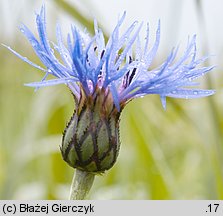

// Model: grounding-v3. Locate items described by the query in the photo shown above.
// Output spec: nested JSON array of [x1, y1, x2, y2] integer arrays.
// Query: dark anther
[[86, 54, 89, 62], [122, 67, 136, 88], [129, 68, 136, 84], [129, 56, 133, 64], [94, 46, 97, 51], [126, 71, 130, 80], [122, 70, 129, 88], [100, 50, 105, 59], [86, 54, 90, 66]]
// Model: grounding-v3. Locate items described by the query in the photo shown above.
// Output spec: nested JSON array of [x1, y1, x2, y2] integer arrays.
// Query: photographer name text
[[2, 203, 95, 215]]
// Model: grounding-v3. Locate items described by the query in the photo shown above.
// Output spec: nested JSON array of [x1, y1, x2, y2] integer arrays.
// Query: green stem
[[69, 169, 95, 200]]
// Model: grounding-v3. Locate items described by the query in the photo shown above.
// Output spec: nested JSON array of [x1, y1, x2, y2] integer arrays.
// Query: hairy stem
[[69, 169, 95, 200]]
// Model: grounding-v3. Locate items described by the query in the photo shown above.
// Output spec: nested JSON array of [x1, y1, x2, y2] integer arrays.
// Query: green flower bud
[[61, 87, 121, 173]]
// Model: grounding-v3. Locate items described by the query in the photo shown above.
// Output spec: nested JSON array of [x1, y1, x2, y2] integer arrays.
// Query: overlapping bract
[[6, 6, 215, 110]]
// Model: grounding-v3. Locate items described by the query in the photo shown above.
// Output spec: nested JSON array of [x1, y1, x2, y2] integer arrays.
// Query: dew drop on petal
[[140, 60, 146, 67], [124, 36, 128, 42], [133, 22, 138, 27], [31, 40, 37, 47], [193, 90, 198, 95]]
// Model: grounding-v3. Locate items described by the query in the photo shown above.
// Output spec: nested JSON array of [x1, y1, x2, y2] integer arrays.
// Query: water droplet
[[188, 77, 192, 81], [172, 90, 176, 94], [193, 90, 198, 95], [31, 40, 37, 47], [133, 21, 138, 27]]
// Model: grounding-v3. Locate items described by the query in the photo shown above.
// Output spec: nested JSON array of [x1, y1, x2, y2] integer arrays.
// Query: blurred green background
[[0, 0, 223, 199]]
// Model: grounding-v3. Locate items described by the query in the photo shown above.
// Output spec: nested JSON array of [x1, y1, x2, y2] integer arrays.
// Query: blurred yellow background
[[0, 0, 222, 199]]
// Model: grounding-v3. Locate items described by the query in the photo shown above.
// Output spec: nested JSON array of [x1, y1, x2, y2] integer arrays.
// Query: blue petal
[[160, 95, 167, 110], [144, 20, 160, 68], [25, 77, 78, 88], [2, 44, 47, 72], [110, 82, 120, 111], [166, 89, 215, 99]]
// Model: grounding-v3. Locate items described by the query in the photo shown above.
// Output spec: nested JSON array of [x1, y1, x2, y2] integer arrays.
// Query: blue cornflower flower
[[6, 6, 214, 110], [5, 6, 215, 173]]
